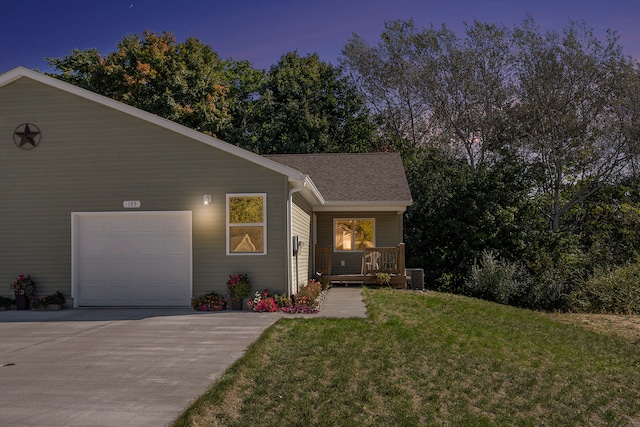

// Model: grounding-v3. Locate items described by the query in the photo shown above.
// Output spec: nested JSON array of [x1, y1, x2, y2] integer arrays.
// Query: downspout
[[287, 179, 307, 297]]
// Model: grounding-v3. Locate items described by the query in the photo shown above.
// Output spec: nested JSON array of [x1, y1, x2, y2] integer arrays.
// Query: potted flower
[[9, 275, 35, 310], [226, 273, 250, 310]]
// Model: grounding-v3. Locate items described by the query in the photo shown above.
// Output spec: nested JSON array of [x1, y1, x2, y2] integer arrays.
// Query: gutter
[[286, 178, 307, 297]]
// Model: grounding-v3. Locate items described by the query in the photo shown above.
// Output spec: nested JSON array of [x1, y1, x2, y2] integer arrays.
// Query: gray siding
[[0, 78, 289, 301], [291, 192, 312, 293], [315, 211, 404, 275]]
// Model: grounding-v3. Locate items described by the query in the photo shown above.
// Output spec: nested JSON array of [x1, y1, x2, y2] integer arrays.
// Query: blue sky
[[1, 0, 639, 74]]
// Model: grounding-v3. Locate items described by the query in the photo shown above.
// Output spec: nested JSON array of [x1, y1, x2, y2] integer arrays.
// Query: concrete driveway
[[0, 308, 283, 427]]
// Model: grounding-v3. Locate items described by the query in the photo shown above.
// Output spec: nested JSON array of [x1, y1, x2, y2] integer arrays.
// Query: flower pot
[[14, 294, 29, 310], [231, 299, 243, 311]]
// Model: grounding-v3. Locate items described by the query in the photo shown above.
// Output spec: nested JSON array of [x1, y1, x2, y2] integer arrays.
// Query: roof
[[265, 153, 412, 211]]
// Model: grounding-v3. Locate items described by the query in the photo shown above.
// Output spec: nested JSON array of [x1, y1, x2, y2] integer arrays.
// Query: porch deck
[[315, 244, 407, 289]]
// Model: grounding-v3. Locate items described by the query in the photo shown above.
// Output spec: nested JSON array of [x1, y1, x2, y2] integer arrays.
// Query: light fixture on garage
[[203, 195, 212, 205]]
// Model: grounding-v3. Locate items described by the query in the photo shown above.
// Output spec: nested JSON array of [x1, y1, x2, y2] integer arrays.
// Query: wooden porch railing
[[362, 243, 405, 275], [314, 244, 332, 276], [314, 243, 406, 277]]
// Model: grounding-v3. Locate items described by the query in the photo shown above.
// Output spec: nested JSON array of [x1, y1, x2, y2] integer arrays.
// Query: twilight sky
[[1, 0, 639, 74]]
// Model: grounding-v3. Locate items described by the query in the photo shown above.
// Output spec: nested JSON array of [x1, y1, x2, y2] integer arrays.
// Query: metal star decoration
[[13, 123, 41, 149]]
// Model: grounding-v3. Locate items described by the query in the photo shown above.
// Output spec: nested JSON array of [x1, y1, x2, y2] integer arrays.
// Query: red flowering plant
[[191, 292, 227, 311], [9, 275, 35, 296], [281, 279, 322, 314], [226, 273, 250, 300], [247, 289, 279, 312]]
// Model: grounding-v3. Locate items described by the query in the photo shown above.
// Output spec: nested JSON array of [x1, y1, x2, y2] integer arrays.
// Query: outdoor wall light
[[203, 195, 212, 205]]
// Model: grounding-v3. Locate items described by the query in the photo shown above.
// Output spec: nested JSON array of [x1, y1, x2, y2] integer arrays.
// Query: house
[[0, 67, 412, 307]]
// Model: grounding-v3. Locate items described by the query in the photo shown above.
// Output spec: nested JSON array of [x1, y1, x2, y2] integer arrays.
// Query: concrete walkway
[[0, 288, 366, 427], [316, 287, 367, 318]]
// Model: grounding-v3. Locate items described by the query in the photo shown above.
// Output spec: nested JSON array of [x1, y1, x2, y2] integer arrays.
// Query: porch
[[314, 243, 407, 288]]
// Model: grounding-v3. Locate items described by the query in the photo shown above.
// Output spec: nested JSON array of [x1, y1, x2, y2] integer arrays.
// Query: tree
[[248, 51, 377, 154], [341, 20, 436, 152], [425, 21, 515, 178], [342, 20, 516, 168], [512, 17, 640, 232], [47, 31, 237, 137]]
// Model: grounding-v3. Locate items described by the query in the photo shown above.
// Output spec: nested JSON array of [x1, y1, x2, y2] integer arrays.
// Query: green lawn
[[174, 289, 640, 426]]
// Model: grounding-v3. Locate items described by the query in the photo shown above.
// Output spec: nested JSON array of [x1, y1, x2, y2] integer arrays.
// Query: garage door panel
[[110, 217, 137, 232], [166, 237, 190, 254], [138, 238, 165, 255], [74, 212, 192, 306]]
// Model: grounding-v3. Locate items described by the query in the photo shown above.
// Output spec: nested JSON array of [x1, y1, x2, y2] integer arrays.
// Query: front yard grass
[[174, 289, 640, 426]]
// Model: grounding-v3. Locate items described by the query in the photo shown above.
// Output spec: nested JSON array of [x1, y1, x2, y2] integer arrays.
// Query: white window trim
[[333, 218, 376, 252], [226, 193, 267, 255]]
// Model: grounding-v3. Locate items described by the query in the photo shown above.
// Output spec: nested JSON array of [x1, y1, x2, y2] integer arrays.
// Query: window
[[334, 219, 375, 251], [227, 194, 266, 255]]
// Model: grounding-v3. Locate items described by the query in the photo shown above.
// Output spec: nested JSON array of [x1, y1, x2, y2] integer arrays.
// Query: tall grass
[[175, 289, 640, 426]]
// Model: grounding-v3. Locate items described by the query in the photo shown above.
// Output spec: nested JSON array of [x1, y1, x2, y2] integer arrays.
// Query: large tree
[[512, 18, 640, 232], [342, 20, 516, 167], [46, 31, 242, 138], [341, 20, 436, 152], [247, 51, 377, 154]]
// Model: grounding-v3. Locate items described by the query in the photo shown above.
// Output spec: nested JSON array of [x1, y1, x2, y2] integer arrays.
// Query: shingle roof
[[265, 152, 412, 205]]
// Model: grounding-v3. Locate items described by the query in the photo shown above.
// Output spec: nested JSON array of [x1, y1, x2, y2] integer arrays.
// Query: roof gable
[[265, 153, 413, 209], [0, 67, 311, 183]]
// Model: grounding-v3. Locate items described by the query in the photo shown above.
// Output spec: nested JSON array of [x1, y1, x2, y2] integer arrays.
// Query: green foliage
[[404, 149, 539, 291], [570, 261, 640, 314], [464, 251, 530, 305], [373, 272, 391, 286], [38, 291, 66, 307], [226, 274, 250, 299], [271, 293, 291, 308], [464, 251, 570, 311], [47, 31, 239, 137], [246, 51, 378, 154]]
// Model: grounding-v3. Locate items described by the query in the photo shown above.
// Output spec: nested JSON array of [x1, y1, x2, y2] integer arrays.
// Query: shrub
[[464, 251, 530, 305], [569, 261, 640, 314], [518, 271, 570, 311], [373, 272, 391, 286], [294, 279, 322, 307], [191, 292, 227, 311]]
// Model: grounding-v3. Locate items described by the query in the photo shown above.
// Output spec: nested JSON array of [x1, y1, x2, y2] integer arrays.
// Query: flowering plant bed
[[191, 292, 227, 311], [247, 289, 290, 312], [280, 305, 319, 314], [31, 291, 66, 310]]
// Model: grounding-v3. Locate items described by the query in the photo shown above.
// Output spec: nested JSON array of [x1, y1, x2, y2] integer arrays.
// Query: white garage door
[[73, 212, 192, 307]]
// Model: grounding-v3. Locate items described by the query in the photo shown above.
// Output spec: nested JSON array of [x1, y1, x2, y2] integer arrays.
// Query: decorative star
[[13, 123, 41, 149]]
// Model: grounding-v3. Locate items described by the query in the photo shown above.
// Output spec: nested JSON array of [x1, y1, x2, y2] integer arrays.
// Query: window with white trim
[[334, 219, 375, 251], [227, 194, 266, 255]]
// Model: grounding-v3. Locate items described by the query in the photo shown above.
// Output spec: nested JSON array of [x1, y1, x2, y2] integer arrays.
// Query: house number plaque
[[123, 201, 141, 208]]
